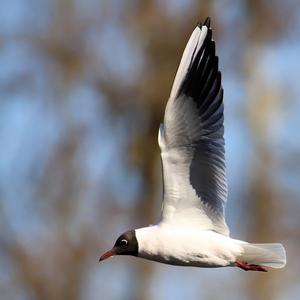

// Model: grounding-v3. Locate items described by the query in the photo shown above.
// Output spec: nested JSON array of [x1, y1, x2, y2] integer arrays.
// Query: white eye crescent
[[120, 239, 128, 246]]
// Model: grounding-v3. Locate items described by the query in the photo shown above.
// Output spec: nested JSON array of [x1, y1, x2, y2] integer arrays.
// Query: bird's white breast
[[135, 225, 243, 267]]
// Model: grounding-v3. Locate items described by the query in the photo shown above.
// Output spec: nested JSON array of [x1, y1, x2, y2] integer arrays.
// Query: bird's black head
[[99, 230, 138, 262]]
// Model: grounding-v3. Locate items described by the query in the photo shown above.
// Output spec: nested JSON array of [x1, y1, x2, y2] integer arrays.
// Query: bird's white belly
[[136, 226, 242, 268]]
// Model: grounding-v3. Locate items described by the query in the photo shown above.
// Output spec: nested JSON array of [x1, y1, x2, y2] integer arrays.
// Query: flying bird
[[100, 18, 286, 272]]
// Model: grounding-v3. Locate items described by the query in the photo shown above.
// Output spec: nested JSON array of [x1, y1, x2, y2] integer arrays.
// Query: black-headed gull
[[100, 18, 286, 272]]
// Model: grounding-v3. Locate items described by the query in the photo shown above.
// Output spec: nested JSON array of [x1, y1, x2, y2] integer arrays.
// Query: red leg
[[235, 259, 267, 272]]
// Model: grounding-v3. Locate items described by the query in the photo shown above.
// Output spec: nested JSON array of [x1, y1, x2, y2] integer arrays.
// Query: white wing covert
[[159, 18, 229, 235]]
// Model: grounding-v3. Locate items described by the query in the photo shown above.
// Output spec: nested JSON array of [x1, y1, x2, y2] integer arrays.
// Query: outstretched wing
[[159, 18, 229, 235]]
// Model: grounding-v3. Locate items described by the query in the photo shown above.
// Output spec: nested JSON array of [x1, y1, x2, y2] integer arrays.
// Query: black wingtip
[[197, 22, 202, 29], [204, 17, 211, 28]]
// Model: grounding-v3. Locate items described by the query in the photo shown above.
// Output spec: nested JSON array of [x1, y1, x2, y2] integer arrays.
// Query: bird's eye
[[120, 239, 128, 246]]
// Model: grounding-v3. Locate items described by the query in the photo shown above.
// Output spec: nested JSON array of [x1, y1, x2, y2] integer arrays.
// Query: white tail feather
[[238, 243, 286, 268]]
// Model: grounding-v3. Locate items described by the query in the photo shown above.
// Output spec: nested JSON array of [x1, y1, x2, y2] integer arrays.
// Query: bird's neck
[[135, 226, 162, 258]]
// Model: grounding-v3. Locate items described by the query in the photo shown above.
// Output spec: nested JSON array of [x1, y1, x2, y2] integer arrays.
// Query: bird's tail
[[237, 242, 286, 268]]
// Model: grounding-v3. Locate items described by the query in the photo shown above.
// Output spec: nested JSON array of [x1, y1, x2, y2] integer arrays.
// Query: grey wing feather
[[159, 21, 229, 235]]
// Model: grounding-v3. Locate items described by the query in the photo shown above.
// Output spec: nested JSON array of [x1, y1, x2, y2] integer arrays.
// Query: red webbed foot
[[235, 259, 267, 272]]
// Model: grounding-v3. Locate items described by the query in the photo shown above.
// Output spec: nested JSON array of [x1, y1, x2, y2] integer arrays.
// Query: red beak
[[99, 247, 117, 262]]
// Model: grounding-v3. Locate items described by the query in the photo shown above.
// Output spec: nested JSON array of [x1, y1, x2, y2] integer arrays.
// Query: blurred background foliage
[[0, 0, 300, 299]]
